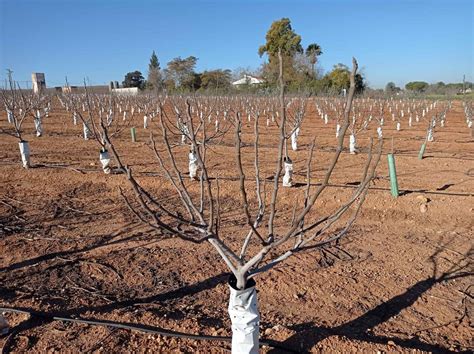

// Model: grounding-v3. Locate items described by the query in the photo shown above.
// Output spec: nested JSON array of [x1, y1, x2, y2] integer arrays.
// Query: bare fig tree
[[96, 54, 382, 352], [60, 84, 141, 173], [0, 71, 50, 168], [463, 100, 473, 138]]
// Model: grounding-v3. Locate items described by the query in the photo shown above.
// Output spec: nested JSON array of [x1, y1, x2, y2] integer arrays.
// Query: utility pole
[[6, 69, 14, 89], [462, 74, 466, 96]]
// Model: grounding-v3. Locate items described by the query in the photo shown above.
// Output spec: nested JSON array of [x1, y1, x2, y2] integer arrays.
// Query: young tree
[[147, 50, 162, 91], [463, 100, 473, 138], [122, 71, 145, 89], [305, 43, 323, 78], [60, 82, 140, 173], [0, 71, 49, 168], [99, 53, 381, 352]]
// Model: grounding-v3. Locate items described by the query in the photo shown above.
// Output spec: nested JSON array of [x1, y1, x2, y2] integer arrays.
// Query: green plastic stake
[[131, 127, 136, 142], [387, 153, 399, 197], [418, 142, 426, 160]]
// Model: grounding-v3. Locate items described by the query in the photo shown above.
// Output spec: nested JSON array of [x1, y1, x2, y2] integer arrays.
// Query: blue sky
[[0, 0, 472, 88]]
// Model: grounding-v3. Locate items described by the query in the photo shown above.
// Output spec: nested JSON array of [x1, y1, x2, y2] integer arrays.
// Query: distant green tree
[[147, 50, 162, 91], [258, 18, 303, 85], [122, 71, 145, 89], [309, 74, 332, 94], [355, 73, 366, 94], [324, 63, 365, 94], [305, 43, 322, 78], [200, 69, 232, 90], [181, 72, 202, 91], [164, 56, 198, 91], [328, 64, 350, 92], [385, 82, 401, 94], [405, 81, 429, 92], [385, 82, 396, 93], [425, 82, 446, 95], [163, 78, 176, 91], [258, 18, 303, 57]]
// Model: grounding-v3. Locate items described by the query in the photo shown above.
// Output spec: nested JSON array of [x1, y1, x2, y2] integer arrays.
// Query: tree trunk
[[18, 140, 30, 168], [228, 275, 259, 354]]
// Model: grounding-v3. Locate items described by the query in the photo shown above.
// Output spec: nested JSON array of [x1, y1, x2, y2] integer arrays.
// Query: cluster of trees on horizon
[[121, 18, 471, 97], [121, 18, 366, 95], [384, 80, 473, 96]]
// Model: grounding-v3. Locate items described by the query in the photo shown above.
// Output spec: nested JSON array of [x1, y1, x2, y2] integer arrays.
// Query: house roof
[[232, 75, 264, 86]]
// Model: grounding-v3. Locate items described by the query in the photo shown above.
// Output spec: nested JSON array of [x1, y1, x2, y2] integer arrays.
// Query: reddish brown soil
[[0, 99, 473, 353]]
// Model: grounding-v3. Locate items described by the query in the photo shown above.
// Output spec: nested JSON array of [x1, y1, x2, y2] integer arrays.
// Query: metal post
[[387, 153, 399, 197], [418, 143, 426, 160]]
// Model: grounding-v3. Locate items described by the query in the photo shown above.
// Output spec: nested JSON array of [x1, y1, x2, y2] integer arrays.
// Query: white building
[[232, 75, 264, 87], [111, 87, 139, 95], [31, 73, 46, 94]]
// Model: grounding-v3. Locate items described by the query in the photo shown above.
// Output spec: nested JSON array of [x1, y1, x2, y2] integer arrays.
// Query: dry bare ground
[[0, 99, 472, 353]]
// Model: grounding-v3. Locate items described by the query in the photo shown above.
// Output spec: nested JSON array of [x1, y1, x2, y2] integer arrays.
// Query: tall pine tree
[[148, 50, 162, 91]]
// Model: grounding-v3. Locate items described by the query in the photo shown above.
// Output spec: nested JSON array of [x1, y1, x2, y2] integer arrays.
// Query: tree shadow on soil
[[2, 239, 471, 353], [69, 271, 229, 316], [269, 244, 472, 354], [0, 223, 152, 273], [1, 271, 230, 352]]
